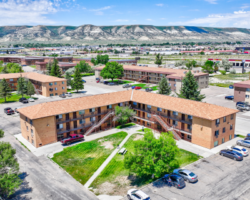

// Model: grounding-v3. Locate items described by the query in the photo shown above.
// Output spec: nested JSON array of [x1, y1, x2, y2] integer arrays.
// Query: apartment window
[[57, 124, 63, 129], [26, 117, 28, 122], [223, 117, 226, 122], [173, 111, 178, 116], [173, 120, 178, 126], [133, 102, 137, 106], [246, 88, 250, 92], [223, 127, 226, 133], [30, 120, 33, 125], [10, 78, 13, 81], [49, 83, 53, 86], [214, 141, 218, 147], [11, 84, 14, 86], [215, 119, 220, 125], [147, 113, 151, 118], [31, 129, 34, 136], [231, 114, 234, 120], [157, 107, 162, 112], [169, 83, 171, 86], [187, 135, 192, 140], [107, 105, 112, 109], [62, 81, 65, 84], [57, 114, 63, 119], [215, 130, 219, 137], [26, 126, 28, 131], [230, 124, 233, 130], [54, 82, 57, 85], [188, 115, 193, 120], [32, 140, 34, 145], [147, 105, 151, 109], [79, 119, 85, 124], [89, 108, 95, 113], [229, 135, 232, 140], [55, 87, 58, 91], [90, 117, 96, 122], [246, 95, 250, 99], [79, 110, 85, 115], [27, 136, 29, 141], [222, 138, 225, 143], [62, 87, 65, 89], [174, 84, 176, 87], [50, 93, 54, 96], [118, 103, 123, 107], [188, 124, 192, 130]]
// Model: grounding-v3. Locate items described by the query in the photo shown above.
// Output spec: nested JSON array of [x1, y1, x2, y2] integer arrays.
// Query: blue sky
[[0, 0, 250, 28]]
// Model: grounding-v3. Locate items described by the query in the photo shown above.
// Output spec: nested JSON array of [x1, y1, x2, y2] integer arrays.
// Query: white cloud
[[115, 19, 129, 22], [90, 6, 111, 15], [205, 0, 218, 4], [0, 0, 75, 25], [169, 10, 250, 28], [156, 3, 164, 7]]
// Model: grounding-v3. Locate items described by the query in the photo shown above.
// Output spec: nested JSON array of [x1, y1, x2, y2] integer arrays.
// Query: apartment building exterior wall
[[42, 81, 67, 97], [234, 81, 250, 103]]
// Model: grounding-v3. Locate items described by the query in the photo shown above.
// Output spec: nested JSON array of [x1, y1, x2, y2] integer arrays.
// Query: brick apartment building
[[0, 72, 67, 97], [35, 62, 76, 73], [234, 80, 250, 103], [18, 90, 237, 149], [95, 65, 209, 92], [73, 58, 137, 66]]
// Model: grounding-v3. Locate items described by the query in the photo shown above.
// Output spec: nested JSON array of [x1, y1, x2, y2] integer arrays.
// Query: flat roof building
[[18, 90, 237, 149], [234, 80, 250, 103]]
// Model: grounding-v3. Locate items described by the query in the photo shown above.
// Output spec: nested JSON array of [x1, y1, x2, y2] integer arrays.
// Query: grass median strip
[[52, 131, 128, 185]]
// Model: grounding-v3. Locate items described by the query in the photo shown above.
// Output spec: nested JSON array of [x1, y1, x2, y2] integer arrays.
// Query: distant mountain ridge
[[0, 25, 249, 44]]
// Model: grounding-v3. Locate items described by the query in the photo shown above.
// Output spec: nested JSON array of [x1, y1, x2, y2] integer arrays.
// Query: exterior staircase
[[151, 115, 181, 140], [137, 75, 148, 82], [85, 110, 114, 136]]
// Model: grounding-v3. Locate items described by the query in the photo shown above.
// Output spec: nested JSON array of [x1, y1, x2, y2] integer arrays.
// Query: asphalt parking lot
[[140, 151, 250, 200]]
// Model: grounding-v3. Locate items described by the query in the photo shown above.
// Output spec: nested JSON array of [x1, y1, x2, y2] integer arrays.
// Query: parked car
[[96, 78, 100, 81], [219, 149, 243, 161], [236, 101, 248, 106], [103, 81, 109, 85], [237, 104, 250, 111], [15, 107, 21, 113], [173, 169, 198, 183], [19, 97, 27, 102], [225, 95, 234, 100], [4, 107, 15, 115], [123, 84, 131, 88], [237, 140, 250, 148], [59, 94, 66, 98], [127, 189, 150, 200], [96, 80, 100, 83], [28, 98, 35, 102], [162, 174, 186, 189], [82, 80, 86, 83], [22, 99, 29, 104], [247, 133, 250, 137], [65, 92, 72, 97], [145, 88, 153, 92], [227, 146, 248, 156], [108, 82, 116, 86], [244, 137, 250, 141], [61, 134, 84, 145], [134, 86, 142, 90]]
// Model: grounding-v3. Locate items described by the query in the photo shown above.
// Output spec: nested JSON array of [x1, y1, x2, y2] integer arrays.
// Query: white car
[[65, 92, 72, 97], [227, 145, 248, 157], [127, 189, 150, 200], [28, 98, 35, 102]]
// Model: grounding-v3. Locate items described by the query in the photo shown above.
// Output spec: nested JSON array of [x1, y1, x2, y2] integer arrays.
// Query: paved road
[[138, 153, 250, 200]]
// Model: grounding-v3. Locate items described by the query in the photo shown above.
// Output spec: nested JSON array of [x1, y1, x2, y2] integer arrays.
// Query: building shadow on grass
[[9, 172, 32, 200]]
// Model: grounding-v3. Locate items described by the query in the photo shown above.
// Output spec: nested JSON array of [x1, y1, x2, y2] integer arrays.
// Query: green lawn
[[52, 131, 128, 185], [70, 73, 94, 77], [30, 65, 37, 69], [131, 83, 147, 88], [91, 133, 200, 195], [150, 86, 159, 91], [236, 134, 245, 138], [0, 94, 34, 103], [116, 123, 136, 129], [209, 83, 233, 88], [107, 79, 133, 84], [213, 73, 249, 81]]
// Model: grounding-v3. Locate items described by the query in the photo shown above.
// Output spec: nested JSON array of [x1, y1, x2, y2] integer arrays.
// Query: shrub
[[230, 69, 236, 74], [220, 70, 226, 75]]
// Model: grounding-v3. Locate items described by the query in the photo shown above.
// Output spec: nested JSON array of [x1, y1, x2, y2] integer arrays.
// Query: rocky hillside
[[0, 25, 249, 43]]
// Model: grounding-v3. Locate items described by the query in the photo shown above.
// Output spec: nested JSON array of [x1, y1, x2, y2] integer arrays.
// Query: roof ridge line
[[131, 89, 134, 101]]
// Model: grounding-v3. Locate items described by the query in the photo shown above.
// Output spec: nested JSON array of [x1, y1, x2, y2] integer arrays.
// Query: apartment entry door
[[98, 107, 101, 114], [66, 122, 70, 130], [66, 113, 70, 120]]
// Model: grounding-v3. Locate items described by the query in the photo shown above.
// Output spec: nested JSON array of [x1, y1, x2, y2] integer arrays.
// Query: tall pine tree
[[65, 72, 72, 87], [72, 67, 84, 92], [46, 61, 52, 75], [26, 81, 35, 97], [158, 76, 171, 95], [0, 78, 12, 102], [17, 75, 27, 98], [177, 71, 205, 101], [50, 59, 62, 78]]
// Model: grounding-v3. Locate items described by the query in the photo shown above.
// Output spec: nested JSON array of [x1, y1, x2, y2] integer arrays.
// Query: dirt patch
[[133, 134, 144, 141], [95, 182, 116, 195], [101, 141, 114, 150]]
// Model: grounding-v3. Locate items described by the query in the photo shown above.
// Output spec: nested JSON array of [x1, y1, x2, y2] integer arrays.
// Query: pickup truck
[[61, 134, 84, 145]]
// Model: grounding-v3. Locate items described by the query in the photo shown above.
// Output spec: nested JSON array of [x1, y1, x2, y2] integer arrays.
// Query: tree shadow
[[8, 172, 32, 200], [128, 174, 156, 188]]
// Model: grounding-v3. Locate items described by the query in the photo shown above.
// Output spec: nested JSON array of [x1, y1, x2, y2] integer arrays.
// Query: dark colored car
[[19, 97, 27, 102], [236, 101, 248, 106], [22, 99, 29, 104], [162, 174, 186, 189], [225, 95, 234, 100], [96, 78, 100, 81], [145, 88, 153, 92], [82, 80, 86, 83], [247, 133, 250, 137], [245, 137, 250, 141], [4, 107, 15, 115], [219, 149, 243, 161], [61, 134, 84, 145], [103, 81, 109, 85], [108, 82, 117, 86], [59, 94, 66, 98]]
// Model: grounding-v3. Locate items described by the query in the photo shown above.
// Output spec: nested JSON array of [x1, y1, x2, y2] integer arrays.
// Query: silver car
[[237, 140, 250, 148], [237, 104, 250, 111], [173, 169, 198, 183]]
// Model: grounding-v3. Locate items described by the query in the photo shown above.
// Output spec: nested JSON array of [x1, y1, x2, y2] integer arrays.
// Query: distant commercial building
[[95, 65, 209, 92], [0, 72, 67, 97], [234, 80, 250, 103], [208, 58, 250, 67]]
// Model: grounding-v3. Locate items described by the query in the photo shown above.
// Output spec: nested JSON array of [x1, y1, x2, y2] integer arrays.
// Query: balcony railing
[[57, 123, 94, 134]]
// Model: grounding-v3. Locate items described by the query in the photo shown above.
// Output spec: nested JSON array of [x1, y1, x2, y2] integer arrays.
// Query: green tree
[[17, 75, 27, 98], [100, 62, 124, 82], [201, 60, 214, 74], [72, 67, 84, 92], [26, 81, 35, 97], [185, 60, 197, 70], [6, 50, 9, 54], [65, 72, 72, 87], [91, 58, 96, 65], [50, 59, 62, 78], [75, 60, 91, 73], [124, 129, 180, 178], [0, 78, 12, 102], [220, 59, 232, 72], [177, 71, 205, 101], [0, 129, 4, 138], [46, 61, 52, 75], [0, 133, 22, 198], [93, 55, 110, 65], [155, 53, 163, 66], [113, 106, 136, 127], [200, 51, 205, 55], [158, 76, 171, 95]]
